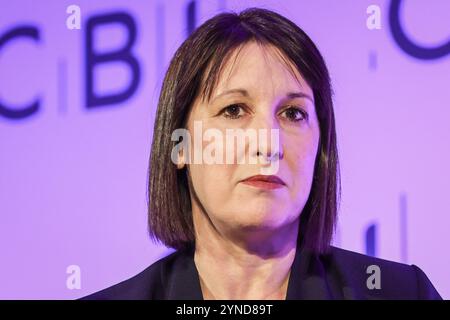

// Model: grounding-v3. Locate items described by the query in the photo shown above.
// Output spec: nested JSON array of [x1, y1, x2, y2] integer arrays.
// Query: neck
[[192, 208, 299, 300]]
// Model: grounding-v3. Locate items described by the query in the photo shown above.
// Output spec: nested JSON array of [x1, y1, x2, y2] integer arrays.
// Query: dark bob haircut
[[148, 7, 340, 254]]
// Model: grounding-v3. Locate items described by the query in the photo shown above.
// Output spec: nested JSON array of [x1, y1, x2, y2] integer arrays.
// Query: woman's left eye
[[280, 107, 308, 122]]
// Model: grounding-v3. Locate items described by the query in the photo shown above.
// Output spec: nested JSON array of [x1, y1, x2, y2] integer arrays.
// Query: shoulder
[[80, 250, 181, 300], [324, 246, 442, 300]]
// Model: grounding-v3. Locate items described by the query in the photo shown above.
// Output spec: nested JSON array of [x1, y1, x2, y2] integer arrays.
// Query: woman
[[84, 7, 441, 300]]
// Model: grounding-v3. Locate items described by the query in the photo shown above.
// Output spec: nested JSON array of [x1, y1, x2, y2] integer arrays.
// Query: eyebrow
[[211, 88, 314, 103]]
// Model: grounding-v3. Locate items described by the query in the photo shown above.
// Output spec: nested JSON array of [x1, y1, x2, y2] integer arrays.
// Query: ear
[[176, 148, 186, 169]]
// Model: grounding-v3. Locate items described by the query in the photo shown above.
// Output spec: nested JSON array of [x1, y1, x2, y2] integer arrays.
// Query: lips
[[240, 175, 286, 190]]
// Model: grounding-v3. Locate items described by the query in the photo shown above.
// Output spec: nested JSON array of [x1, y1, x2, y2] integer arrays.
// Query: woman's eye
[[281, 107, 308, 122], [220, 104, 246, 119]]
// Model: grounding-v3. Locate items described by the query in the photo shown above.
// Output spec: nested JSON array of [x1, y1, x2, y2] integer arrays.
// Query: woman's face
[[183, 41, 320, 240]]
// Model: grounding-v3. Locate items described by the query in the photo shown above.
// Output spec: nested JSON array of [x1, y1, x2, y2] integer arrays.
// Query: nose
[[249, 111, 284, 164]]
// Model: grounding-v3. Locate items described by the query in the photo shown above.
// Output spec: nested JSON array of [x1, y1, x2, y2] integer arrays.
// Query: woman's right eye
[[219, 104, 246, 119]]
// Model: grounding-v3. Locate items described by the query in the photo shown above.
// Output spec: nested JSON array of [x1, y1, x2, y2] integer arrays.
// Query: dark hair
[[148, 7, 340, 254]]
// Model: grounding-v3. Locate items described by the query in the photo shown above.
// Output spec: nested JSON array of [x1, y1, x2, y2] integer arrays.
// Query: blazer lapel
[[166, 245, 204, 300], [286, 247, 338, 299]]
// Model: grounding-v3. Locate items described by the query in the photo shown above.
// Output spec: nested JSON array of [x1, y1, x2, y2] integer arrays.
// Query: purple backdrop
[[0, 0, 448, 299]]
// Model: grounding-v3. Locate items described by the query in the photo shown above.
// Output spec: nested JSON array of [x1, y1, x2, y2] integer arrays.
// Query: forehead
[[211, 41, 310, 97]]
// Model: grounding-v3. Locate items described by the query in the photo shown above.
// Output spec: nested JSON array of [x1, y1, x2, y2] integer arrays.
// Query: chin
[[231, 211, 288, 231]]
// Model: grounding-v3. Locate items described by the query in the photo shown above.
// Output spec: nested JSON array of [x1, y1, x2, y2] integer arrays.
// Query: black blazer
[[82, 245, 442, 300]]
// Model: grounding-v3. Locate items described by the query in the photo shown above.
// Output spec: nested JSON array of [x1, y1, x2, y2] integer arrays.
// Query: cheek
[[287, 135, 319, 195], [188, 163, 234, 204]]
